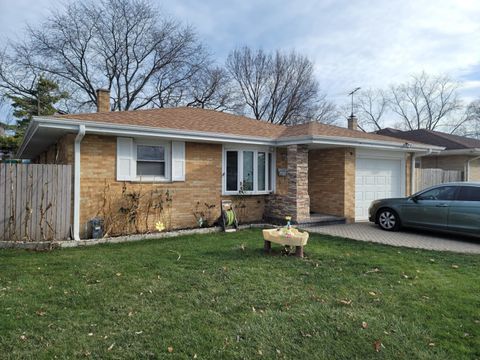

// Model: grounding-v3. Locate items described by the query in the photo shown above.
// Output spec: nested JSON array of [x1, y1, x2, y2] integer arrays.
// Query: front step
[[296, 214, 346, 227], [265, 213, 346, 227]]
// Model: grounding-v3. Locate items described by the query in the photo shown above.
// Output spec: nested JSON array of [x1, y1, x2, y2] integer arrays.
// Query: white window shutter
[[171, 141, 185, 181], [116, 137, 136, 181]]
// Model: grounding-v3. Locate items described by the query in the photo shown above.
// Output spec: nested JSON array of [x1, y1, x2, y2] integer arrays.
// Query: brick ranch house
[[17, 90, 441, 240]]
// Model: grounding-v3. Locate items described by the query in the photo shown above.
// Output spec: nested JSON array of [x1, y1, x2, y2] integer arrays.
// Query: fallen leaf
[[252, 306, 256, 312], [88, 333, 93, 336], [20, 335, 27, 341], [429, 258, 435, 262], [128, 311, 133, 317], [135, 331, 143, 335], [373, 340, 382, 352], [36, 310, 46, 316], [368, 291, 377, 296], [107, 343, 115, 351], [451, 265, 459, 269], [194, 354, 197, 359], [258, 350, 263, 355], [276, 349, 281, 354], [361, 322, 368, 329], [428, 342, 435, 347], [116, 273, 122, 276], [339, 299, 352, 305], [167, 346, 174, 353]]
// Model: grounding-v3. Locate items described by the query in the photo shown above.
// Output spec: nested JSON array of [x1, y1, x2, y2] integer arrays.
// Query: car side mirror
[[411, 195, 419, 203]]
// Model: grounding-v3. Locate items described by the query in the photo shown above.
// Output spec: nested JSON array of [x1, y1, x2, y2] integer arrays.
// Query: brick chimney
[[96, 89, 110, 112], [347, 114, 358, 131]]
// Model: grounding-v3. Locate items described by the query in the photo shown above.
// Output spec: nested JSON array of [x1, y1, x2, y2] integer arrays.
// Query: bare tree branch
[[388, 72, 464, 131], [226, 47, 327, 125]]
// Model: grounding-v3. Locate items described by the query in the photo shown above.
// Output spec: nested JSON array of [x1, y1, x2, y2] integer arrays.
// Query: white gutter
[[433, 148, 480, 156], [29, 116, 444, 152], [16, 121, 39, 158], [32, 117, 275, 146], [73, 125, 86, 240], [466, 155, 480, 181], [276, 135, 442, 152]]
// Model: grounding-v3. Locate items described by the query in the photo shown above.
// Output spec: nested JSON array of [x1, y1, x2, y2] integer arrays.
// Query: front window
[[137, 145, 166, 177], [243, 151, 254, 191], [226, 151, 238, 191], [224, 148, 274, 194], [258, 152, 266, 191]]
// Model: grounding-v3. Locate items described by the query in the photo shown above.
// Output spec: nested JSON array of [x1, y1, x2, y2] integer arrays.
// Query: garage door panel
[[355, 158, 403, 221]]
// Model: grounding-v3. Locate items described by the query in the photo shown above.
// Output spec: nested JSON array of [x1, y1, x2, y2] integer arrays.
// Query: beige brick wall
[[77, 135, 266, 237], [308, 148, 355, 223]]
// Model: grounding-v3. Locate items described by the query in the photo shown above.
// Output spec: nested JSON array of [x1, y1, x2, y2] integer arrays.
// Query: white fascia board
[[276, 135, 444, 152], [16, 121, 40, 157], [433, 148, 480, 156], [34, 117, 275, 146]]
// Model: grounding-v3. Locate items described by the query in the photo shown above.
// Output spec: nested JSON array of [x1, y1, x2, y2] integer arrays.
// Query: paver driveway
[[303, 223, 480, 254]]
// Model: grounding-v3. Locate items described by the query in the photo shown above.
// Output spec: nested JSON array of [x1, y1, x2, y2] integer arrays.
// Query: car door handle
[[436, 204, 449, 207]]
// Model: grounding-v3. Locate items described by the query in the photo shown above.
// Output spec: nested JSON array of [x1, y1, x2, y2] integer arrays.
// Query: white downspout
[[73, 125, 86, 240], [410, 153, 416, 195], [466, 155, 480, 182]]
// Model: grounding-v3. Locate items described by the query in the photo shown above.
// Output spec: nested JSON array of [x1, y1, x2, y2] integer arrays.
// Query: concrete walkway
[[302, 223, 480, 254]]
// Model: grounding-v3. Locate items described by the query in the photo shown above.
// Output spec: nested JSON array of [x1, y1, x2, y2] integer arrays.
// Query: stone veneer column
[[287, 144, 310, 222]]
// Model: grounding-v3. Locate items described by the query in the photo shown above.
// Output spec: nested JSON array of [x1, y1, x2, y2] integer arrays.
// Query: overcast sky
[[0, 0, 479, 116]]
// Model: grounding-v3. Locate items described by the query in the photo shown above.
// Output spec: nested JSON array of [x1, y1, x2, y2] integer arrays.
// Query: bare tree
[[454, 100, 480, 138], [0, 0, 209, 112], [355, 88, 388, 131], [389, 72, 465, 132], [226, 47, 329, 125], [185, 67, 242, 112]]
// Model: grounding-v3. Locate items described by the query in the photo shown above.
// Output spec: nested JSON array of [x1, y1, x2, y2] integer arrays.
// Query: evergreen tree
[[7, 76, 68, 143]]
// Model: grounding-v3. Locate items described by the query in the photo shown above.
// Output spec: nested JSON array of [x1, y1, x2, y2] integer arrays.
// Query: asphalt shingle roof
[[55, 107, 410, 144], [376, 128, 480, 150]]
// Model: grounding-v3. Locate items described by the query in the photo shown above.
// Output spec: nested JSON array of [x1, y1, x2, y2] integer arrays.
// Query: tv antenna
[[348, 87, 361, 117]]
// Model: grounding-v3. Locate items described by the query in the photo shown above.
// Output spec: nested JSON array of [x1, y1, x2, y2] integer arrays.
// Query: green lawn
[[0, 229, 479, 359]]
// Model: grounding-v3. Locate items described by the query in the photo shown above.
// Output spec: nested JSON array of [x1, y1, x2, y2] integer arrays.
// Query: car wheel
[[377, 208, 400, 231]]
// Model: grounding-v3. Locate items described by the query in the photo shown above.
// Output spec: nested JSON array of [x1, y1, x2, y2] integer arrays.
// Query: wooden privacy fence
[[416, 168, 463, 191], [0, 164, 72, 242]]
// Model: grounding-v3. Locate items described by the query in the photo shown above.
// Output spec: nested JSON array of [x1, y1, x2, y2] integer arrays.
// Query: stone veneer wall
[[265, 145, 310, 223]]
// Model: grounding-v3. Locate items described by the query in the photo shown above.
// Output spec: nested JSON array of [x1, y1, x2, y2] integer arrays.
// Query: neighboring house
[[376, 128, 480, 182], [17, 90, 440, 240]]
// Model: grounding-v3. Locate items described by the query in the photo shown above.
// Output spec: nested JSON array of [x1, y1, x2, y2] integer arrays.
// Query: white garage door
[[355, 157, 403, 221]]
